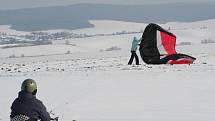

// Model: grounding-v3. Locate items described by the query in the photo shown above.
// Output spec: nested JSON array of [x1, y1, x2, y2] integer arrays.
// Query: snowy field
[[1, 20, 215, 121]]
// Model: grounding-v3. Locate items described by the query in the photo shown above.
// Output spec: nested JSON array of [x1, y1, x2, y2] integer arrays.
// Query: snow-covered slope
[[0, 25, 30, 35], [1, 20, 215, 121]]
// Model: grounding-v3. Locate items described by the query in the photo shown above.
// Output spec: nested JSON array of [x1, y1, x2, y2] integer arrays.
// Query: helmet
[[21, 79, 37, 95]]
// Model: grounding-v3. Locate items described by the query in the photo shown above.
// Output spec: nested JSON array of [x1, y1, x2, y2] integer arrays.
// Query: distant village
[[0, 30, 142, 48]]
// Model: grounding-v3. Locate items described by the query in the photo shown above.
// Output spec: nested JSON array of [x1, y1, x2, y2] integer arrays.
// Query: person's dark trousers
[[128, 51, 139, 65]]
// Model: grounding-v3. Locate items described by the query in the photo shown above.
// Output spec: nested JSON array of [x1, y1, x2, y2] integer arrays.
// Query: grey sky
[[0, 0, 214, 10]]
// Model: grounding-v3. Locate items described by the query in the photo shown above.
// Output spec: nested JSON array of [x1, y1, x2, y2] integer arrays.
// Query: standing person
[[10, 79, 51, 121], [128, 36, 141, 65]]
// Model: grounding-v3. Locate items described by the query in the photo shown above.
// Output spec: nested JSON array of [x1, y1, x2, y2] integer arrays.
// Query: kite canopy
[[139, 23, 196, 64]]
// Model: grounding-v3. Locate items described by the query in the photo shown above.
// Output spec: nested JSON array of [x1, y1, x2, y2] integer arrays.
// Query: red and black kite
[[139, 23, 196, 64]]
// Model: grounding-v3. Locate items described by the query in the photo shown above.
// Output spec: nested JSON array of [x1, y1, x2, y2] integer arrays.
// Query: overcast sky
[[0, 0, 214, 10]]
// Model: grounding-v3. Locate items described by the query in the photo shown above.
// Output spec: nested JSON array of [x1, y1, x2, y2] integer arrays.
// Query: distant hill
[[0, 3, 214, 31]]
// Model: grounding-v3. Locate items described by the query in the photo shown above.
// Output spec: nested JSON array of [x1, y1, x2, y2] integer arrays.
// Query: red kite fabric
[[158, 31, 177, 55]]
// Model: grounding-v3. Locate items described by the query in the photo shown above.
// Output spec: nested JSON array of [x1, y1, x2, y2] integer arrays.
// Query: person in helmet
[[128, 36, 141, 65], [10, 79, 51, 121]]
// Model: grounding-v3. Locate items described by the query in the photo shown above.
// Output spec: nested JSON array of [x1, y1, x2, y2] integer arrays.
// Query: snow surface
[[1, 20, 215, 121], [0, 25, 30, 35]]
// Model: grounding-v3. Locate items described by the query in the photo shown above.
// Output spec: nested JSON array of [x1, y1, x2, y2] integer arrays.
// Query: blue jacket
[[10, 91, 51, 121], [131, 37, 141, 51]]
